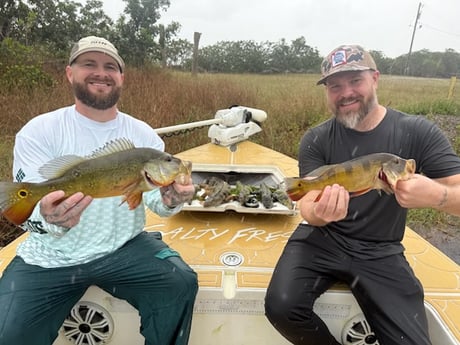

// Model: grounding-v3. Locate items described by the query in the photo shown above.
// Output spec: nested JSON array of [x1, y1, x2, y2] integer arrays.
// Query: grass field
[[0, 69, 459, 246]]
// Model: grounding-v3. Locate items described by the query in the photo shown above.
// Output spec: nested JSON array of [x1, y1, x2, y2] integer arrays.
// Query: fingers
[[161, 182, 195, 208], [313, 184, 349, 222], [40, 191, 93, 228]]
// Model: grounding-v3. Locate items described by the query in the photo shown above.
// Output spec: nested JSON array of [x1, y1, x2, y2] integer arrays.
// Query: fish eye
[[18, 189, 28, 198]]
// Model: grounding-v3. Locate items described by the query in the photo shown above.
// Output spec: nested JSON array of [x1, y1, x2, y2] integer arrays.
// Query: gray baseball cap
[[69, 36, 125, 72]]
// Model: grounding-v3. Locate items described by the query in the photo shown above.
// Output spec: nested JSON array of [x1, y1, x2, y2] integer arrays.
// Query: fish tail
[[284, 177, 309, 201], [0, 181, 41, 225]]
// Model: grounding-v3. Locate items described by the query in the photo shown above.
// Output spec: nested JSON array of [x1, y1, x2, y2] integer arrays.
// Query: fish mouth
[[378, 159, 416, 191], [143, 170, 167, 187]]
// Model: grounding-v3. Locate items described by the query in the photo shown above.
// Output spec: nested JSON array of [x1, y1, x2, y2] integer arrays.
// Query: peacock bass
[[284, 153, 415, 201], [0, 138, 192, 225]]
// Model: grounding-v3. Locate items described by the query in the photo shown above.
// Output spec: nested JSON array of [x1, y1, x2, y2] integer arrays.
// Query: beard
[[72, 78, 121, 110], [330, 91, 378, 129]]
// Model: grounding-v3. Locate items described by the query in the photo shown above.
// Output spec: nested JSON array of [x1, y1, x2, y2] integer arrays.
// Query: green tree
[[0, 0, 30, 41], [440, 49, 460, 78], [198, 37, 320, 74], [77, 0, 114, 40], [114, 0, 171, 66], [369, 50, 393, 75]]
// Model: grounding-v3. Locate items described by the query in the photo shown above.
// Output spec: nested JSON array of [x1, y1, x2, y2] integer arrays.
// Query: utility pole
[[405, 2, 422, 75], [192, 32, 201, 76]]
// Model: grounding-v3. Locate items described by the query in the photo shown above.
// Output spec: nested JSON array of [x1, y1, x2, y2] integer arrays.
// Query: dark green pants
[[0, 231, 198, 345]]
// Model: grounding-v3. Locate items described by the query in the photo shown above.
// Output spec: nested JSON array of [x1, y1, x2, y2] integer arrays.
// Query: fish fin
[[87, 138, 135, 159], [38, 155, 85, 179], [380, 184, 394, 195], [349, 188, 372, 198], [313, 192, 323, 202], [0, 182, 40, 225], [38, 138, 136, 179], [306, 165, 333, 177], [120, 192, 143, 210]]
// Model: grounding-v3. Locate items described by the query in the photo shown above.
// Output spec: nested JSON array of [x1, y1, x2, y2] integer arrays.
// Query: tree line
[[1, 0, 459, 82]]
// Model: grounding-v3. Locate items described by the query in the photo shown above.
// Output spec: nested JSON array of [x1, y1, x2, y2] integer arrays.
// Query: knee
[[265, 287, 316, 330], [265, 289, 291, 324], [173, 263, 198, 300], [182, 269, 198, 298]]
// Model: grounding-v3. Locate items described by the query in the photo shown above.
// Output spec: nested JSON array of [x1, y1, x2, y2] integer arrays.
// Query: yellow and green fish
[[0, 138, 192, 225], [284, 153, 415, 201]]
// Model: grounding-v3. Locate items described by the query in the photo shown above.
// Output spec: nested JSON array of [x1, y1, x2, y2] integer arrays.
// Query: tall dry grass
[[1, 69, 459, 245], [1, 69, 459, 179]]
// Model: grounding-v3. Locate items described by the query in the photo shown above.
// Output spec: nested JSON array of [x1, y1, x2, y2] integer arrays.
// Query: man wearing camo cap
[[265, 44, 460, 344]]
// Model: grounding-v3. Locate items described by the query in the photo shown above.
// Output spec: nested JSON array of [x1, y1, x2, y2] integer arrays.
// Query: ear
[[372, 70, 380, 82], [65, 65, 73, 83]]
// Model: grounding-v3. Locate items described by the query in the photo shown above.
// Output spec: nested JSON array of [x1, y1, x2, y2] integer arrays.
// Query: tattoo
[[438, 188, 448, 207]]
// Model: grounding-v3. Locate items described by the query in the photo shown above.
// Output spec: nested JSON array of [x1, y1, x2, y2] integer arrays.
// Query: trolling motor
[[155, 105, 267, 146], [208, 105, 267, 146]]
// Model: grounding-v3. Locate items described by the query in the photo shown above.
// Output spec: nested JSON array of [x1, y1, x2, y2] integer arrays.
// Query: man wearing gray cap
[[0, 36, 198, 344], [265, 44, 460, 344]]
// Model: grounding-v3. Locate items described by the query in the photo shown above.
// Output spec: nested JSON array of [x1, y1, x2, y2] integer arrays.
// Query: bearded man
[[265, 44, 460, 345], [0, 36, 198, 345]]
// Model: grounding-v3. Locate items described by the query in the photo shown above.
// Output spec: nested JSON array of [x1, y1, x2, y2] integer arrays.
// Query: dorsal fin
[[306, 165, 332, 178], [38, 138, 136, 180], [88, 138, 136, 159]]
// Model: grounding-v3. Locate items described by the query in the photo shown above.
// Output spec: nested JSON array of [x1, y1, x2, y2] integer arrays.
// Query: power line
[[419, 22, 460, 39]]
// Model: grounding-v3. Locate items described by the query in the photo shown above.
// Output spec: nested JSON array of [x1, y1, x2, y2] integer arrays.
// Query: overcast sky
[[96, 0, 459, 58]]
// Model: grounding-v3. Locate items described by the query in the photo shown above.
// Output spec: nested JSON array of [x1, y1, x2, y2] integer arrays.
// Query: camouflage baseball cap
[[69, 36, 125, 72], [317, 45, 376, 85]]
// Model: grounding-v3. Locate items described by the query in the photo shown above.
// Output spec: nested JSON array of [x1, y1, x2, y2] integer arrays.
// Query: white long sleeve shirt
[[13, 105, 180, 268]]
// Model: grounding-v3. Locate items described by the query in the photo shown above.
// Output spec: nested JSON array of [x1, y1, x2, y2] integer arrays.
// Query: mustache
[[85, 76, 115, 85], [337, 96, 361, 105]]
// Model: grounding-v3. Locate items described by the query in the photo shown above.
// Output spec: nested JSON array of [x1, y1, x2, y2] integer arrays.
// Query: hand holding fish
[[40, 191, 93, 228], [300, 184, 350, 226], [160, 175, 195, 208], [394, 174, 448, 209]]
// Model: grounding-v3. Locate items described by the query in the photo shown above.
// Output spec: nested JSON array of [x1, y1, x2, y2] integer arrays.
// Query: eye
[[18, 189, 28, 198], [350, 77, 362, 85], [327, 84, 341, 91], [105, 64, 119, 71]]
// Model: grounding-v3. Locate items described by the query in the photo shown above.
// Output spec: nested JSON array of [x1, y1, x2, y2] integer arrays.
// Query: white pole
[[155, 118, 223, 134]]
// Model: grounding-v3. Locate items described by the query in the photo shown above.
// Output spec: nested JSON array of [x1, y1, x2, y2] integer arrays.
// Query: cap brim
[[316, 66, 373, 86], [69, 48, 124, 71]]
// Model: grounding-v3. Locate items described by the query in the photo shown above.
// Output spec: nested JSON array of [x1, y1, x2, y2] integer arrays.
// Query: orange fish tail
[[0, 182, 41, 225]]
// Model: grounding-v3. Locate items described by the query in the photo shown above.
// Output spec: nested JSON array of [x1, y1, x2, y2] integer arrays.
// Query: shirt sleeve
[[408, 116, 460, 178], [143, 189, 183, 217]]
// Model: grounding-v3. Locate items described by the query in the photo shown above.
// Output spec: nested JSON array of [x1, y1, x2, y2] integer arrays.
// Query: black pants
[[264, 224, 431, 345]]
